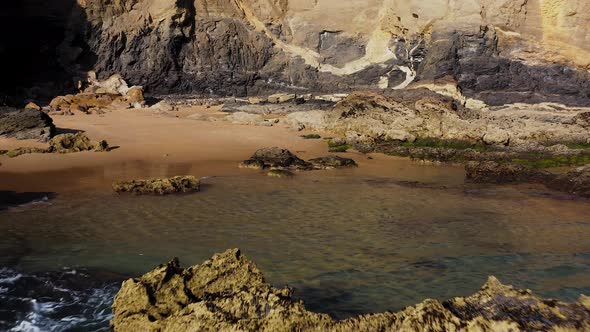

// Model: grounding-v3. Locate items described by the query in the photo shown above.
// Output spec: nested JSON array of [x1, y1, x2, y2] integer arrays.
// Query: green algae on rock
[[309, 156, 358, 169], [113, 176, 200, 195], [267, 169, 295, 178], [240, 147, 312, 170], [111, 249, 590, 332]]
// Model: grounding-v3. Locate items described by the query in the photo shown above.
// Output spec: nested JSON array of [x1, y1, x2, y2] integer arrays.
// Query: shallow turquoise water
[[1, 161, 589, 329]]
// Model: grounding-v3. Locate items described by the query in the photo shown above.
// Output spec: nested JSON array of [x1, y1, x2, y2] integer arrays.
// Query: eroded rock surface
[[8, 0, 590, 105], [466, 161, 590, 198], [0, 107, 55, 141], [1, 133, 110, 158], [111, 249, 590, 331], [240, 147, 312, 170], [48, 74, 145, 115], [113, 176, 200, 195]]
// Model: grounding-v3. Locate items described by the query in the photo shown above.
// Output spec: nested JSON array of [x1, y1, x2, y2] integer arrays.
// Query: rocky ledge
[[113, 176, 200, 195], [0, 106, 55, 141], [111, 249, 590, 331]]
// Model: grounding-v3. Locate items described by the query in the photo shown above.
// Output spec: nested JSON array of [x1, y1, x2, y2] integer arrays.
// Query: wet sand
[[0, 106, 464, 192]]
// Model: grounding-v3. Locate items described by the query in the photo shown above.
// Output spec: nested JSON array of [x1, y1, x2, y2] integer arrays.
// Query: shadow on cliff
[[0, 0, 95, 106]]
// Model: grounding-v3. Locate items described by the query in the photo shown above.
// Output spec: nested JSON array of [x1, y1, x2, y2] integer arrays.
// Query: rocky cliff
[[3, 0, 590, 105]]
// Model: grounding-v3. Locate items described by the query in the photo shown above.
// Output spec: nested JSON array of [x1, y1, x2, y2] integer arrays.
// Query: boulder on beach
[[240, 147, 312, 170], [0, 106, 56, 141], [113, 176, 200, 195], [110, 249, 590, 331], [49, 132, 109, 153], [309, 155, 358, 169]]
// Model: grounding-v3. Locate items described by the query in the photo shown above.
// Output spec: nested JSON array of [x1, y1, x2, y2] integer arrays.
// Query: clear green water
[[1, 161, 589, 329]]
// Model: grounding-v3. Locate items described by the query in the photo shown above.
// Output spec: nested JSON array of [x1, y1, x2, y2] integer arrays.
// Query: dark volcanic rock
[[0, 107, 56, 141], [240, 147, 312, 170], [417, 27, 590, 106], [113, 176, 200, 195], [309, 156, 358, 169], [111, 249, 590, 331]]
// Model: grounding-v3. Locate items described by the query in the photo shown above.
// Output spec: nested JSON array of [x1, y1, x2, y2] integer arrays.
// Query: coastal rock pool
[[1, 159, 589, 330]]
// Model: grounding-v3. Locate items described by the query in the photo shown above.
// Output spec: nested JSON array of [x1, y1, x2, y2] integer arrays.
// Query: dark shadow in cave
[[0, 0, 95, 107]]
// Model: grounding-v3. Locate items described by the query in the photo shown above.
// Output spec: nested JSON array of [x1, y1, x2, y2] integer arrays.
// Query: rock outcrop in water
[[111, 249, 590, 331], [113, 176, 200, 195], [286, 90, 590, 147], [466, 162, 590, 198], [0, 107, 55, 141], [5, 0, 590, 105]]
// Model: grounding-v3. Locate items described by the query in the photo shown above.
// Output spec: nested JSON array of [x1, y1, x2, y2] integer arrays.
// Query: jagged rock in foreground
[[111, 249, 590, 331], [0, 107, 55, 141], [113, 176, 200, 195]]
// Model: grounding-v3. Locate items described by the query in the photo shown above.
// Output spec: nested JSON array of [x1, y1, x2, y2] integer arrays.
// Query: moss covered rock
[[113, 176, 200, 195]]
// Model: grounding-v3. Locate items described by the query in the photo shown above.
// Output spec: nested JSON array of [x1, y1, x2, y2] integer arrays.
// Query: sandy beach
[[0, 106, 460, 193]]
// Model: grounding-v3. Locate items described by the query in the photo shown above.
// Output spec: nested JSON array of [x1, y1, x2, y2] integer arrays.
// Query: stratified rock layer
[[6, 0, 590, 105], [0, 107, 55, 141], [111, 249, 590, 331]]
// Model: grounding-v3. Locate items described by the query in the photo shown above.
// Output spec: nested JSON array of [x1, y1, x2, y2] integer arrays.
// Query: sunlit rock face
[[3, 0, 590, 105]]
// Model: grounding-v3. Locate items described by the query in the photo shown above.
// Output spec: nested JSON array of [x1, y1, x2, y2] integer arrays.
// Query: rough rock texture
[[5, 0, 590, 105], [466, 161, 590, 198], [465, 161, 552, 184], [309, 156, 358, 170], [286, 91, 590, 147], [48, 74, 145, 115], [113, 176, 200, 195], [2, 133, 110, 158], [240, 147, 312, 170], [111, 249, 590, 331], [0, 107, 55, 141], [49, 133, 109, 153]]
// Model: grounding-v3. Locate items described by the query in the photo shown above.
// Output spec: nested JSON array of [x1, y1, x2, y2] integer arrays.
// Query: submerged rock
[[465, 161, 552, 184], [113, 176, 200, 195], [550, 165, 590, 198], [111, 249, 590, 331], [309, 156, 358, 169], [0, 107, 55, 141], [267, 169, 295, 178], [466, 161, 590, 198], [240, 147, 312, 170]]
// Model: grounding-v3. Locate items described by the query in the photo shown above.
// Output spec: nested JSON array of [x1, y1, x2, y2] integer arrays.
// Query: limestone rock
[[111, 249, 590, 331], [150, 101, 175, 113], [268, 93, 296, 104], [49, 133, 108, 153], [0, 107, 55, 141], [24, 102, 41, 111], [113, 176, 200, 195]]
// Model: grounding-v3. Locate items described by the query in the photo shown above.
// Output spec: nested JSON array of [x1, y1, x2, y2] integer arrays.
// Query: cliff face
[[4, 0, 590, 105]]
